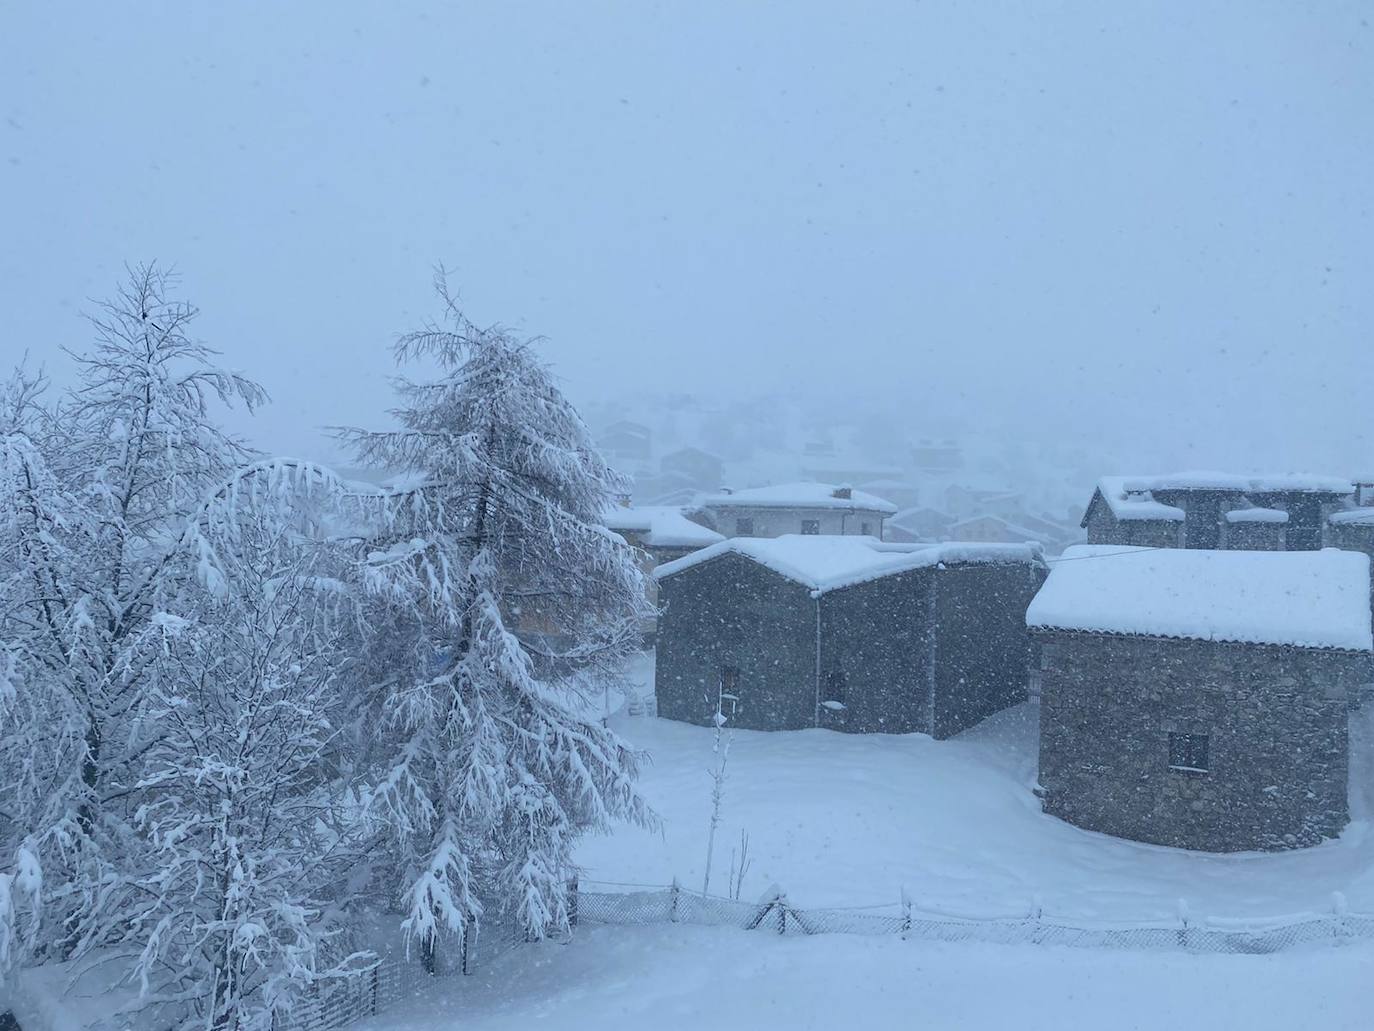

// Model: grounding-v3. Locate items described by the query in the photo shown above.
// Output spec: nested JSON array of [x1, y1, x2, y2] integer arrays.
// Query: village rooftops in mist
[[654, 533, 1043, 596], [1028, 545, 1373, 652], [699, 482, 898, 514]]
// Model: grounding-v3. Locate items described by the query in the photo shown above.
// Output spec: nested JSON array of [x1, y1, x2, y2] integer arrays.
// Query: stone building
[[1029, 545, 1373, 853], [1080, 472, 1357, 551], [654, 535, 1046, 738], [689, 482, 896, 540]]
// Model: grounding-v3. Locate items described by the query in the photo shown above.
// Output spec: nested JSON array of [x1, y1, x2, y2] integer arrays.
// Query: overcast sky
[[2, 2, 1370, 471]]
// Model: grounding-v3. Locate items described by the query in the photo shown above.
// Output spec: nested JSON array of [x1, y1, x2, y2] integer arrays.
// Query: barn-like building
[[1029, 545, 1374, 852], [654, 535, 1046, 738]]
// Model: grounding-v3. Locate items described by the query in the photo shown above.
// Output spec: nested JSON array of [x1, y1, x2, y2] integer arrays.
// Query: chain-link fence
[[577, 881, 1374, 955]]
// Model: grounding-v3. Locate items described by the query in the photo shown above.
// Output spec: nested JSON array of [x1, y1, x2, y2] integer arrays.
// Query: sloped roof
[[602, 506, 724, 549], [1027, 545, 1373, 652], [656, 534, 1043, 595], [699, 482, 897, 514]]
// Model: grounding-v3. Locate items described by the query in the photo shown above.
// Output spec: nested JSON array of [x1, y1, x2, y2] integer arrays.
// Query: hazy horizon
[[4, 2, 1370, 474]]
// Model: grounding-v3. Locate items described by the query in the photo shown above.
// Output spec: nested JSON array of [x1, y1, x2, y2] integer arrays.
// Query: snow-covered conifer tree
[[126, 517, 369, 1031], [340, 273, 656, 967]]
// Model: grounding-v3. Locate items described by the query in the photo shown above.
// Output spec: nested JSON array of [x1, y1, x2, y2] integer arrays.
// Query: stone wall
[[1037, 632, 1367, 852], [933, 562, 1046, 738], [655, 553, 818, 730], [1083, 501, 1182, 548]]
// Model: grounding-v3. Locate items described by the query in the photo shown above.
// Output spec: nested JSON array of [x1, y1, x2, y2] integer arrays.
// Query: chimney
[[832, 485, 852, 500]]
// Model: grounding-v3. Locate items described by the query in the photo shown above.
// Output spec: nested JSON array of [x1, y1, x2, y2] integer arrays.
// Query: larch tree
[[340, 273, 656, 969]]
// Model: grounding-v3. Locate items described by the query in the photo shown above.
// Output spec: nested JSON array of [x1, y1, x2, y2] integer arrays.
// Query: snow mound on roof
[[1120, 471, 1355, 494], [1096, 472, 1356, 524], [1027, 546, 1372, 651], [602, 506, 724, 548], [699, 482, 898, 514], [1330, 508, 1374, 527], [656, 534, 1042, 594], [1225, 507, 1288, 524]]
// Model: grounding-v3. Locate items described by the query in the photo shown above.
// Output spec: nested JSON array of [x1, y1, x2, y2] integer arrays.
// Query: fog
[[3, 1, 1370, 478]]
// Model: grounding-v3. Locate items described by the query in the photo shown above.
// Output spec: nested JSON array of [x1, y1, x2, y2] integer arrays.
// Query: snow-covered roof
[[602, 506, 724, 549], [1093, 472, 1355, 525], [1330, 508, 1374, 527], [698, 482, 898, 514], [655, 534, 1043, 595], [1120, 472, 1354, 494], [1027, 546, 1373, 652], [1224, 507, 1288, 524]]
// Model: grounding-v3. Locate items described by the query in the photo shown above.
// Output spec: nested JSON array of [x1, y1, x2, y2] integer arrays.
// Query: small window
[[735, 517, 754, 536], [800, 519, 821, 535], [824, 669, 847, 706], [1168, 732, 1209, 773], [718, 666, 741, 716]]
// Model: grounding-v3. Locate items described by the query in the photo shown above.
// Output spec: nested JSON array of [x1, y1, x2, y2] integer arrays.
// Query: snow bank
[[655, 534, 1042, 594], [699, 482, 898, 514], [601, 505, 724, 548], [1028, 546, 1373, 651]]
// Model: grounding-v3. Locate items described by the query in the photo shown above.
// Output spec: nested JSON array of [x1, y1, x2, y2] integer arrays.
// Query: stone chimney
[[832, 485, 853, 500]]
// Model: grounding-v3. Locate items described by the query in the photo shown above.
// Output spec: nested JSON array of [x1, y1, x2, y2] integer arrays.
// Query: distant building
[[1080, 472, 1356, 551], [690, 482, 897, 540], [655, 535, 1047, 737], [911, 439, 963, 472], [885, 506, 956, 543], [943, 485, 1024, 520], [597, 420, 652, 462], [1030, 546, 1374, 853], [858, 479, 922, 511], [948, 514, 1054, 549], [659, 446, 723, 490]]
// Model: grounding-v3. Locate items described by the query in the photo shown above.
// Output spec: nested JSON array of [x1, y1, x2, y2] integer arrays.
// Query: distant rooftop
[[602, 505, 723, 549], [699, 482, 898, 514], [1028, 545, 1373, 652], [656, 534, 1042, 595], [1092, 472, 1355, 525]]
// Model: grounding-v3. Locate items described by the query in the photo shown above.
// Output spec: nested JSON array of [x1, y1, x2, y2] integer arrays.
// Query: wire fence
[[274, 879, 1374, 1031], [576, 881, 1374, 956]]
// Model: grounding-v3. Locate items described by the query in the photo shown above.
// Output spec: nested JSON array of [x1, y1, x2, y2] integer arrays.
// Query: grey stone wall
[[654, 553, 818, 730], [1037, 632, 1368, 852], [1220, 519, 1284, 551], [817, 569, 934, 734], [1083, 500, 1182, 548], [933, 562, 1046, 738]]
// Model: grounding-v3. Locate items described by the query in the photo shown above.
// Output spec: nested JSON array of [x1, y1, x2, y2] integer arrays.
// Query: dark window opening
[[801, 519, 821, 535], [735, 517, 754, 536], [860, 521, 872, 536], [719, 666, 740, 716], [1168, 732, 1209, 772]]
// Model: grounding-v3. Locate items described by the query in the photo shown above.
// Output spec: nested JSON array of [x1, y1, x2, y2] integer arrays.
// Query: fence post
[[370, 964, 380, 1016], [670, 878, 681, 923], [1028, 893, 1044, 945], [778, 892, 788, 935], [900, 887, 912, 941], [1176, 899, 1190, 951], [460, 921, 472, 976], [1332, 891, 1348, 943]]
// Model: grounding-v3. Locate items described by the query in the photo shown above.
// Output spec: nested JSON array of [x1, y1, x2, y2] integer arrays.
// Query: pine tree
[[340, 273, 656, 968]]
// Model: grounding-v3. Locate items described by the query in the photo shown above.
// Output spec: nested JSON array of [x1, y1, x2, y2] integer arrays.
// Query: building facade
[[654, 536, 1046, 738], [1029, 546, 1373, 852], [690, 482, 896, 540]]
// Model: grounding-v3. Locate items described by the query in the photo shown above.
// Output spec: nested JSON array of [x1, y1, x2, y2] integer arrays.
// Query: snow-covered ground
[[360, 923, 1374, 1031], [575, 656, 1374, 921]]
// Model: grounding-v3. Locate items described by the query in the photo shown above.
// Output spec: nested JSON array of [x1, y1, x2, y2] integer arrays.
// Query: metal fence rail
[[578, 883, 1374, 955]]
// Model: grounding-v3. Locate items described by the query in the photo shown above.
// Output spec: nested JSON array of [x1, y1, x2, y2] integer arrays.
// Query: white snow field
[[360, 924, 1374, 1031], [576, 658, 1374, 921]]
